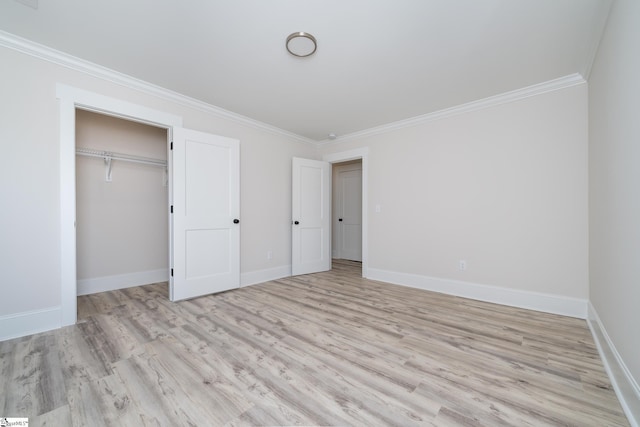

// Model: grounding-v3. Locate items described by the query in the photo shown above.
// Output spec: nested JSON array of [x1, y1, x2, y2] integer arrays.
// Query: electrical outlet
[[459, 260, 467, 271], [267, 250, 273, 260]]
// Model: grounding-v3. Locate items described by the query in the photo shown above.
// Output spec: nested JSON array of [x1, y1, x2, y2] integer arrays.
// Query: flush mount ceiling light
[[286, 32, 317, 57]]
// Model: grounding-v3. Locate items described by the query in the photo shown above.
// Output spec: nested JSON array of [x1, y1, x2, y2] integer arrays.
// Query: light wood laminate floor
[[1, 260, 629, 426]]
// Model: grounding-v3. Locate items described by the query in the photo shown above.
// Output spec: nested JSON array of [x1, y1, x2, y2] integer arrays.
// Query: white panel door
[[292, 157, 331, 276], [337, 166, 362, 261], [171, 127, 240, 301]]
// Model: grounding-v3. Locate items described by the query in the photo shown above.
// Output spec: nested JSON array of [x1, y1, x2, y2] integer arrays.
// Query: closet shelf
[[76, 147, 168, 184], [76, 147, 166, 167]]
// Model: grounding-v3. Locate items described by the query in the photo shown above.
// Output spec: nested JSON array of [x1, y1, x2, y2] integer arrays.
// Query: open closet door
[[291, 157, 331, 276], [170, 127, 240, 301]]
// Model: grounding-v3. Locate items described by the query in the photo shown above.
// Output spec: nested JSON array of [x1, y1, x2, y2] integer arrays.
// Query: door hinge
[[170, 141, 173, 150], [170, 205, 173, 213], [171, 268, 174, 277]]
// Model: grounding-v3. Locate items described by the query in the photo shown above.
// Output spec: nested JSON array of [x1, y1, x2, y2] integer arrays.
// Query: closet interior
[[75, 109, 169, 296]]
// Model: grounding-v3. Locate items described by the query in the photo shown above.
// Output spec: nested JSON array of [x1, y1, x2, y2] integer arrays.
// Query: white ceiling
[[0, 0, 610, 142]]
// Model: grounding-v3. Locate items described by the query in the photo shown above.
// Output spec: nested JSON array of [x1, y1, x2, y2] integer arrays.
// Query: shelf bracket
[[104, 155, 113, 182]]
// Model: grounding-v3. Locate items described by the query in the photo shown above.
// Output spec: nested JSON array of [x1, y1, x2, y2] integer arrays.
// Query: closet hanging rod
[[75, 147, 167, 167]]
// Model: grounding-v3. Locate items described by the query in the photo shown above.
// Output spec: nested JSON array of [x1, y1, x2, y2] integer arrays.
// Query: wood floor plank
[[144, 333, 254, 424], [171, 324, 316, 426], [31, 404, 73, 427], [187, 312, 432, 427], [218, 291, 426, 402], [180, 313, 354, 426], [2, 332, 67, 417], [0, 259, 630, 426], [111, 354, 182, 426]]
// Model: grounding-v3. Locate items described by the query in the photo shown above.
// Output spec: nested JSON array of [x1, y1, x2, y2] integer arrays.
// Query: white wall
[[322, 84, 589, 313], [588, 0, 640, 420], [76, 110, 168, 293], [0, 44, 317, 338]]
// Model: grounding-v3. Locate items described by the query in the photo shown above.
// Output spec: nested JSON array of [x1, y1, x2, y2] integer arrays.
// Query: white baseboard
[[241, 265, 292, 288], [0, 306, 61, 342], [587, 303, 640, 427], [77, 268, 169, 296], [367, 268, 588, 319]]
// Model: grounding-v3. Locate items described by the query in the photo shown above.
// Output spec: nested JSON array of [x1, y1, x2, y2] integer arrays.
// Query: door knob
[[233, 219, 240, 224], [294, 221, 299, 225], [338, 218, 343, 222]]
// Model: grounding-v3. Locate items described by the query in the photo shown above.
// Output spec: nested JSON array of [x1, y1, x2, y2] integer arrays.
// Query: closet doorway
[[58, 85, 241, 326], [75, 110, 169, 296]]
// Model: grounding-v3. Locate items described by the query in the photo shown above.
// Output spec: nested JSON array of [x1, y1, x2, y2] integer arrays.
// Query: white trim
[[321, 74, 587, 144], [59, 95, 77, 327], [241, 265, 292, 288], [0, 30, 586, 148], [0, 30, 314, 145], [57, 84, 182, 127], [367, 268, 588, 319], [0, 306, 61, 342], [587, 303, 640, 427], [77, 269, 169, 296], [57, 84, 184, 328], [323, 148, 370, 277]]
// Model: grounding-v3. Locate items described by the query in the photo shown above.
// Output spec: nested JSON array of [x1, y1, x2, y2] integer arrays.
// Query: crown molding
[[0, 30, 587, 147], [0, 30, 316, 145], [322, 73, 587, 145]]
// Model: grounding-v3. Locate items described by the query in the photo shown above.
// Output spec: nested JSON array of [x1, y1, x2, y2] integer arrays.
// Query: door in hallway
[[334, 162, 362, 262]]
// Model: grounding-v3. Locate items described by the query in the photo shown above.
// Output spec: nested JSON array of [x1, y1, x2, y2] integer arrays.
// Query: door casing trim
[[57, 83, 182, 326], [323, 148, 369, 277]]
